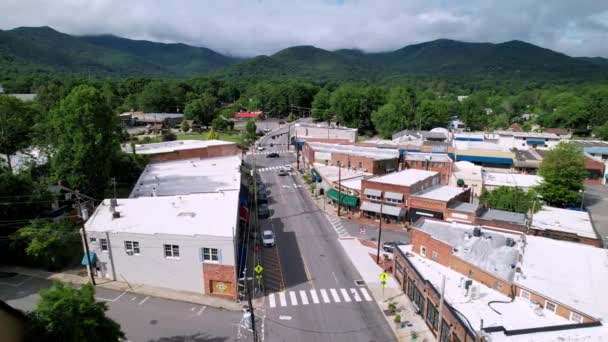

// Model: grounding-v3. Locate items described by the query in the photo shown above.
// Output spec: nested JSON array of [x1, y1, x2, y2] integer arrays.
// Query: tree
[[181, 120, 190, 133], [593, 122, 608, 140], [137, 81, 185, 113], [26, 281, 125, 342], [45, 85, 119, 196], [311, 88, 332, 123], [371, 87, 417, 138], [330, 84, 384, 132], [415, 99, 452, 130], [11, 219, 80, 270], [243, 119, 257, 145], [162, 131, 177, 141], [184, 93, 218, 128], [211, 115, 231, 131], [207, 128, 219, 140], [0, 95, 35, 173], [371, 104, 400, 139], [480, 187, 539, 214], [536, 142, 587, 207]]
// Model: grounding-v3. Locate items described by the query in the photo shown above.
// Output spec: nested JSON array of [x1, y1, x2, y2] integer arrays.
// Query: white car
[[283, 165, 293, 172], [256, 145, 265, 151], [262, 230, 275, 247]]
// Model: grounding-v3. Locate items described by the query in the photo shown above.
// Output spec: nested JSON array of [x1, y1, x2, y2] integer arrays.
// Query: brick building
[[408, 186, 471, 223], [403, 152, 453, 185], [359, 169, 439, 223], [529, 206, 601, 247], [125, 140, 239, 162], [393, 219, 608, 341], [302, 142, 399, 175]]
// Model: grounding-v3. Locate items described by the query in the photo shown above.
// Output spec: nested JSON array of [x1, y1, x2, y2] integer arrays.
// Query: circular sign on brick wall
[[217, 282, 227, 292]]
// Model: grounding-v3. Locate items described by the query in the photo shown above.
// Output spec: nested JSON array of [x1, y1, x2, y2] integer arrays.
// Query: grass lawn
[[177, 130, 242, 143]]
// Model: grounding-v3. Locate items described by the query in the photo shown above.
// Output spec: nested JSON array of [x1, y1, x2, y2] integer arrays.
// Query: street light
[[580, 189, 585, 210]]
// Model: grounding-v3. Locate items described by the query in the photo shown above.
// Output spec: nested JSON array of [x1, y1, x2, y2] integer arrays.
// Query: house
[[233, 111, 262, 119], [359, 169, 439, 223], [403, 152, 453, 185], [392, 219, 608, 341], [301, 142, 399, 174], [124, 140, 239, 162]]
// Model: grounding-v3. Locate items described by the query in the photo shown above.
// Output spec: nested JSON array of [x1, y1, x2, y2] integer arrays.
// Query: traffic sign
[[254, 264, 264, 274], [380, 280, 387, 288], [359, 227, 366, 235], [380, 272, 389, 281]]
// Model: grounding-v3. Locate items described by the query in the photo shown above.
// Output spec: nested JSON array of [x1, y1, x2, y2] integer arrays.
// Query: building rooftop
[[482, 171, 543, 188], [123, 140, 235, 155], [404, 152, 452, 163], [454, 140, 509, 151], [531, 206, 597, 239], [339, 177, 366, 191], [295, 122, 357, 132], [308, 142, 399, 160], [477, 208, 527, 225], [86, 193, 238, 237], [313, 163, 371, 185], [412, 185, 466, 202], [414, 219, 521, 280], [515, 236, 608, 321], [448, 201, 479, 214], [130, 156, 241, 198], [494, 130, 561, 140], [367, 169, 437, 187], [398, 245, 573, 334], [134, 112, 184, 118]]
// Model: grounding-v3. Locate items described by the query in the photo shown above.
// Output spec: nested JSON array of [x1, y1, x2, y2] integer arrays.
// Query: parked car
[[283, 165, 293, 172], [278, 168, 288, 176], [258, 191, 268, 204], [258, 204, 270, 219], [382, 241, 407, 252], [257, 145, 265, 151], [266, 153, 280, 158], [262, 230, 276, 247]]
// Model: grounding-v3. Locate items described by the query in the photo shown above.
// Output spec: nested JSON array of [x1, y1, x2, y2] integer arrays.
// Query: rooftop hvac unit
[[473, 227, 482, 237], [469, 284, 480, 300], [506, 237, 515, 247]]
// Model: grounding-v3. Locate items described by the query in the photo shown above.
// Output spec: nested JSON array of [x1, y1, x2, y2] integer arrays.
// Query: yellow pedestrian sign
[[254, 264, 264, 274], [380, 280, 387, 288], [380, 272, 389, 281]]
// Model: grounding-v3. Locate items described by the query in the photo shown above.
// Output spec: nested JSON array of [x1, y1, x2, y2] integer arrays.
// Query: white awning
[[359, 201, 405, 217], [360, 201, 381, 213], [383, 205, 405, 217], [384, 191, 403, 201], [364, 188, 382, 197]]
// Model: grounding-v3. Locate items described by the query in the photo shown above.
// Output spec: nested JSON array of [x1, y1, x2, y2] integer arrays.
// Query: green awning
[[81, 252, 97, 266], [327, 188, 359, 208]]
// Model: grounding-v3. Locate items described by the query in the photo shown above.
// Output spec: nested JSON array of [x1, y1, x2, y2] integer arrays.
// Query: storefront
[[326, 188, 359, 210], [359, 201, 406, 223]]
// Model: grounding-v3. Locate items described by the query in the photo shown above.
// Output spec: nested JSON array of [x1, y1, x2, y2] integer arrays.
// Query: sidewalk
[[0, 265, 243, 311], [337, 239, 435, 342]]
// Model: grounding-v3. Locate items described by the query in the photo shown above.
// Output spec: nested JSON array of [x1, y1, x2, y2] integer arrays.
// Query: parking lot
[[0, 273, 244, 342]]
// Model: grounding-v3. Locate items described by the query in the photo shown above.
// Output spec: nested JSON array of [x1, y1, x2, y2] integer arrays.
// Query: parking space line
[[138, 296, 150, 305], [289, 291, 298, 306], [330, 288, 341, 303], [320, 289, 330, 303], [359, 288, 373, 301], [299, 290, 309, 305], [196, 306, 207, 316], [268, 294, 276, 308], [350, 288, 362, 302], [0, 276, 32, 287], [279, 292, 287, 307], [310, 289, 320, 304], [340, 288, 352, 302]]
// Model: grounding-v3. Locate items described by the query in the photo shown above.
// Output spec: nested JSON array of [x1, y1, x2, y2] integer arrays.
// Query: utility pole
[[376, 204, 383, 265], [246, 274, 258, 342], [67, 187, 97, 285], [337, 161, 342, 217]]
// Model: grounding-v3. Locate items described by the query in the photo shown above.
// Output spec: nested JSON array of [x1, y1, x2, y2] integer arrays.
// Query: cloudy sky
[[1, 0, 608, 57]]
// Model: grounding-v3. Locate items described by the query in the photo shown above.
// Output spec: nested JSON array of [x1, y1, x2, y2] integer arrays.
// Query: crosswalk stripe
[[310, 289, 320, 304], [269, 294, 276, 308], [359, 287, 373, 301], [330, 288, 341, 303], [299, 290, 309, 305], [320, 289, 331, 303], [340, 288, 352, 302], [279, 292, 287, 307], [350, 288, 362, 302], [289, 291, 298, 306]]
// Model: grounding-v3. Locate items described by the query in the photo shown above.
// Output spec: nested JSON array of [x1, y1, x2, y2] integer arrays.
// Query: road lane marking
[[299, 290, 309, 305], [279, 292, 287, 307], [268, 294, 276, 308], [289, 291, 298, 306], [340, 288, 352, 302], [131, 296, 137, 301], [310, 289, 320, 304], [359, 288, 373, 301], [191, 306, 196, 311], [350, 288, 362, 302], [196, 306, 207, 316], [138, 296, 150, 305], [320, 289, 330, 303], [279, 315, 292, 320], [332, 272, 339, 285], [330, 288, 341, 303]]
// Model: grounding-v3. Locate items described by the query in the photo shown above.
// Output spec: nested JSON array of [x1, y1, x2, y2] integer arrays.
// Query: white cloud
[[0, 0, 607, 57]]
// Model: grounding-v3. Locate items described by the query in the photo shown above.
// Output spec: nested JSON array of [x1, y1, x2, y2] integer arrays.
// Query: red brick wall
[[475, 218, 528, 234], [584, 157, 605, 185], [445, 209, 476, 223], [202, 263, 237, 300], [514, 286, 594, 323], [528, 228, 601, 247], [405, 160, 453, 185], [149, 143, 238, 162], [409, 197, 447, 215], [360, 180, 410, 210]]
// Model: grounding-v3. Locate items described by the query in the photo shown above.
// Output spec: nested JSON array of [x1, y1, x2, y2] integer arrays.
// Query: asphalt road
[[583, 184, 608, 248], [246, 127, 395, 342], [0, 275, 243, 342]]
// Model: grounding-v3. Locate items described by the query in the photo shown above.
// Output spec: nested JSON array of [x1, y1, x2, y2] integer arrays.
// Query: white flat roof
[[404, 152, 452, 162], [123, 140, 234, 155], [295, 123, 357, 132], [531, 206, 597, 239], [482, 172, 543, 188], [308, 142, 399, 160], [494, 130, 560, 140], [412, 185, 466, 202], [367, 169, 437, 187], [130, 156, 241, 197], [515, 236, 608, 320], [400, 245, 572, 333], [454, 140, 509, 151], [339, 177, 365, 191], [85, 193, 239, 237], [313, 163, 371, 185]]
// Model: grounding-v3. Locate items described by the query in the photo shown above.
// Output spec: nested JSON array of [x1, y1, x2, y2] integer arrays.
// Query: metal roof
[[477, 208, 527, 225]]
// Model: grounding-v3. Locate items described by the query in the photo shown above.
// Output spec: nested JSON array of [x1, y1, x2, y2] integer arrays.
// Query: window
[[570, 312, 583, 323], [440, 320, 451, 342], [407, 278, 425, 312], [89, 237, 97, 243], [124, 241, 140, 255], [426, 303, 439, 329], [468, 269, 475, 278], [520, 289, 531, 301], [100, 238, 108, 252], [202, 247, 219, 262], [420, 246, 427, 257], [431, 251, 438, 261], [164, 244, 180, 258], [545, 301, 557, 314]]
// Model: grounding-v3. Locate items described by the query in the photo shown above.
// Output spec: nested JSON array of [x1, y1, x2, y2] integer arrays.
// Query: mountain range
[[1, 26, 607, 82]]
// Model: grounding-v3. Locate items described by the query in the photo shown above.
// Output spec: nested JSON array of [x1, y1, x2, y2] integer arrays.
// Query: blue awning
[[81, 252, 97, 266], [526, 140, 545, 145], [456, 155, 513, 165]]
